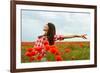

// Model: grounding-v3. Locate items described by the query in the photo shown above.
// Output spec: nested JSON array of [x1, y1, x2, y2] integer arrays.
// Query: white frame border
[[16, 4, 95, 69]]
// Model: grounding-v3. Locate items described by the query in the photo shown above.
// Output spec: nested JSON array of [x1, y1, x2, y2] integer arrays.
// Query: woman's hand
[[81, 34, 87, 39], [63, 34, 87, 39]]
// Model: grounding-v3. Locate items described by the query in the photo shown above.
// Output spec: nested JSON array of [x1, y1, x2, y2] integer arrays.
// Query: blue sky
[[21, 9, 91, 42]]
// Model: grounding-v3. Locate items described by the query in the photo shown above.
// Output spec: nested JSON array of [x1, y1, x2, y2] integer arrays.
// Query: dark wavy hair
[[47, 23, 56, 45]]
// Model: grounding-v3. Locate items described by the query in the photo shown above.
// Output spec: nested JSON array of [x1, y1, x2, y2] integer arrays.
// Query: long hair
[[47, 23, 56, 45]]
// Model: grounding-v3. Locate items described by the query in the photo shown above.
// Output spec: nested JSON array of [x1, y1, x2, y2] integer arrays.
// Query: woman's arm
[[63, 34, 87, 39]]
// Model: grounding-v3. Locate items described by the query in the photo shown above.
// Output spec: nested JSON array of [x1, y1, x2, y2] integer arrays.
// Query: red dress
[[34, 35, 64, 48], [34, 35, 64, 55], [25, 35, 64, 61]]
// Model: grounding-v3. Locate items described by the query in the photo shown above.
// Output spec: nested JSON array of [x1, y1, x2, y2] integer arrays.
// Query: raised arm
[[63, 34, 87, 39]]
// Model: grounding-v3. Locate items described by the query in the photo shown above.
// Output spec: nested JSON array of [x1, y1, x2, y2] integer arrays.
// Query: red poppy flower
[[37, 55, 43, 61], [27, 48, 33, 52], [55, 51, 60, 55], [25, 51, 32, 57], [44, 41, 49, 45], [31, 51, 36, 56], [55, 55, 63, 61], [50, 48, 57, 54], [80, 43, 83, 48], [45, 45, 50, 51], [65, 48, 71, 53], [35, 47, 42, 52], [29, 57, 35, 62], [50, 46, 60, 55]]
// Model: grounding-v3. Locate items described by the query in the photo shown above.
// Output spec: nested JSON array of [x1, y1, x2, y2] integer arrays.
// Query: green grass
[[21, 42, 90, 63]]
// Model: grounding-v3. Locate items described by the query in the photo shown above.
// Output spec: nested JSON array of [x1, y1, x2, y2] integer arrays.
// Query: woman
[[25, 22, 87, 61], [34, 22, 87, 47]]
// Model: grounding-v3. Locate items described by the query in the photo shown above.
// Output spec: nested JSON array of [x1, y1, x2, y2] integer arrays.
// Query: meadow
[[21, 42, 90, 63]]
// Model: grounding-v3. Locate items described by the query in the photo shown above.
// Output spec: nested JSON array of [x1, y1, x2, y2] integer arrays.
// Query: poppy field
[[21, 42, 90, 63]]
